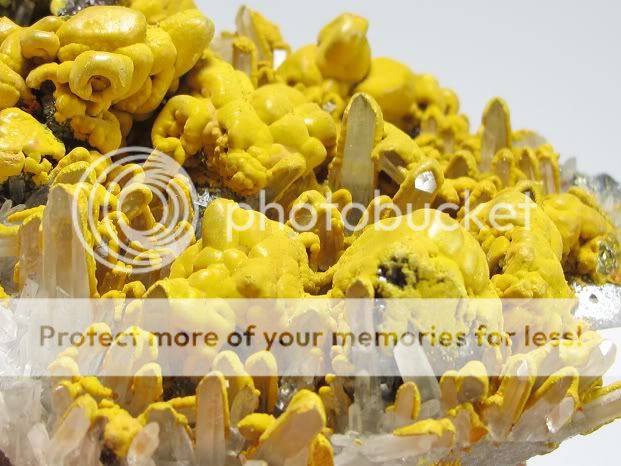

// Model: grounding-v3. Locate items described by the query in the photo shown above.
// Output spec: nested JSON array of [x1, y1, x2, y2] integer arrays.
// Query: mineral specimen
[[0, 2, 620, 466]]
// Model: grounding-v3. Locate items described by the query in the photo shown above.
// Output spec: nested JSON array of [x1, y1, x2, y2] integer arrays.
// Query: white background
[[197, 1, 621, 463]]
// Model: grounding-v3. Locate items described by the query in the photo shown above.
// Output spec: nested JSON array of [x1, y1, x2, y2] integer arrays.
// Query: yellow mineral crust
[[251, 389, 327, 464], [238, 412, 276, 445], [275, 12, 464, 128], [331, 208, 496, 300], [128, 0, 200, 24], [0, 17, 19, 43], [330, 208, 501, 337], [276, 44, 323, 89], [354, 57, 417, 130], [152, 94, 216, 164], [228, 6, 289, 79], [2, 150, 198, 296], [543, 190, 619, 282], [24, 6, 213, 153], [315, 13, 371, 84], [1, 17, 60, 79], [0, 107, 65, 183], [0, 61, 34, 110], [187, 52, 255, 108], [96, 402, 145, 457], [170, 198, 319, 298], [286, 189, 345, 271], [276, 44, 348, 118], [201, 84, 334, 200], [464, 190, 573, 299], [394, 417, 456, 441]]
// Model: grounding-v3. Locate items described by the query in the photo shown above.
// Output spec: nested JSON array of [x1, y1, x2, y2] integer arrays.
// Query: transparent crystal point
[[127, 422, 160, 466], [47, 403, 91, 466]]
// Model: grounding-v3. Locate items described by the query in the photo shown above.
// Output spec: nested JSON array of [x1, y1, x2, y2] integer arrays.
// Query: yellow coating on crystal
[[254, 389, 326, 460], [309, 432, 335, 466], [213, 351, 256, 405], [66, 393, 99, 421], [238, 412, 276, 444], [440, 360, 489, 409], [528, 367, 581, 409], [287, 189, 345, 271], [394, 417, 456, 441], [245, 7, 289, 63], [0, 282, 8, 298], [58, 393, 147, 459], [582, 380, 621, 405], [386, 381, 421, 421], [96, 402, 145, 458], [446, 403, 488, 445], [316, 13, 371, 84], [245, 350, 279, 414], [481, 356, 536, 438], [139, 401, 189, 427]]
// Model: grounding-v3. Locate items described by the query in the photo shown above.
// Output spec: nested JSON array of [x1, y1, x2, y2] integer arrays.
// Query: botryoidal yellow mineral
[[0, 2, 620, 466]]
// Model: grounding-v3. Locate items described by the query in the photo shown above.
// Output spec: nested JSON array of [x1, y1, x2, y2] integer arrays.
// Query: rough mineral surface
[[0, 1, 620, 465]]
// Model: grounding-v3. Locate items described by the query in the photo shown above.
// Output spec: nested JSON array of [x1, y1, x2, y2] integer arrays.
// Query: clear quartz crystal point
[[47, 402, 91, 466], [0, 378, 42, 464], [196, 372, 228, 466], [393, 342, 441, 402], [70, 419, 105, 466], [330, 94, 382, 228], [0, 391, 9, 452], [275, 377, 313, 413], [0, 305, 17, 346], [142, 405, 194, 464], [41, 186, 93, 298], [351, 375, 383, 434], [27, 422, 50, 466], [480, 98, 511, 172], [127, 423, 160, 466]]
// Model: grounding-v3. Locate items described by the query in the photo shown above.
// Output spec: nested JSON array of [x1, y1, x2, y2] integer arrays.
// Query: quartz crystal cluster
[[0, 1, 620, 465]]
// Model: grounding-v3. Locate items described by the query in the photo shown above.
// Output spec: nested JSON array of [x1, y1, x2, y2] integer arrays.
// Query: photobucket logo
[[229, 190, 536, 239], [72, 147, 198, 275]]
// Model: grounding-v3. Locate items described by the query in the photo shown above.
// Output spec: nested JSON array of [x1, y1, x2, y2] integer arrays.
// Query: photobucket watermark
[[67, 145, 538, 268], [228, 189, 537, 240], [72, 147, 198, 274]]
